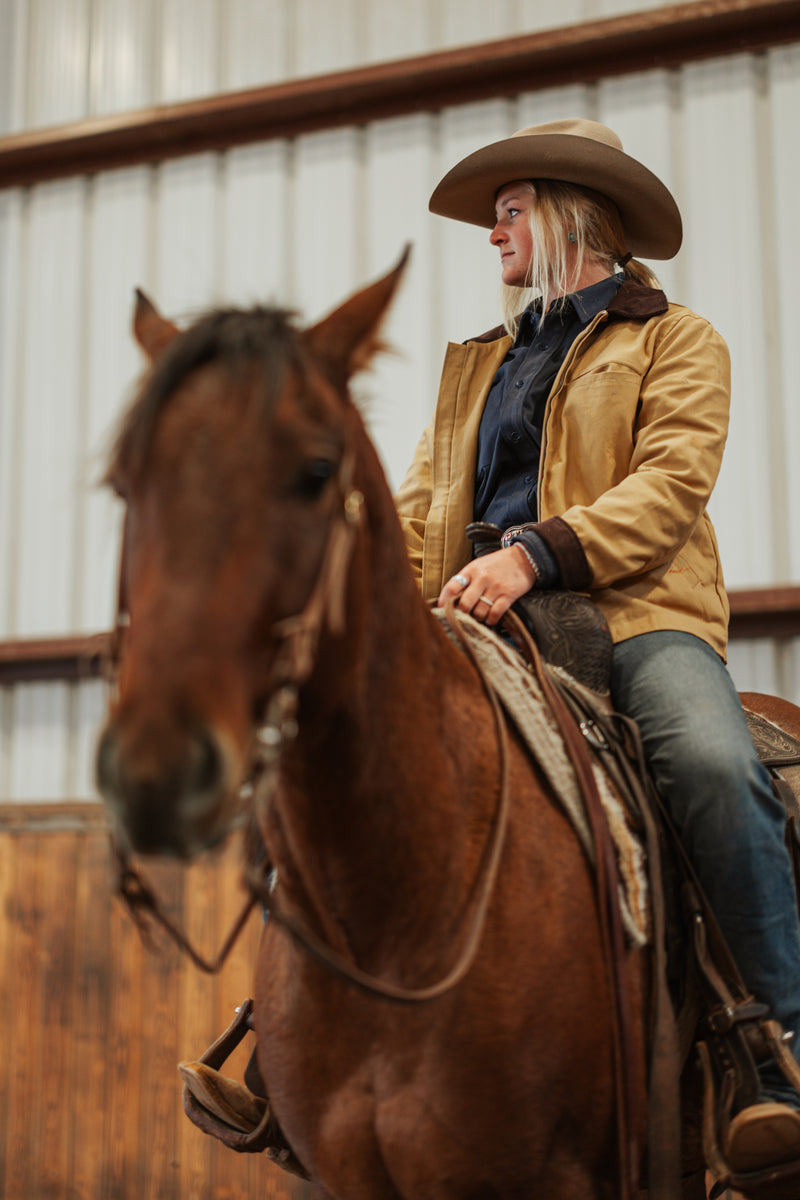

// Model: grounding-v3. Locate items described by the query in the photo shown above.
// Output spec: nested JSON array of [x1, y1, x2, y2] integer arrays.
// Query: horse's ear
[[133, 288, 180, 362], [306, 245, 411, 380]]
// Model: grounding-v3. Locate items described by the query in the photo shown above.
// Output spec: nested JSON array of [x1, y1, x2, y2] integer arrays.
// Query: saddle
[[467, 520, 615, 693]]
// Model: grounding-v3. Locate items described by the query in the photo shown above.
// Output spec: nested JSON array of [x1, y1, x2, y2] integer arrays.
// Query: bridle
[[105, 448, 515, 1001], [107, 448, 366, 971]]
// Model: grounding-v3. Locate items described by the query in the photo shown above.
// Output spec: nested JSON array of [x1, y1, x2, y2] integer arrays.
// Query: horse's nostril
[[95, 721, 229, 857], [95, 727, 120, 797], [188, 730, 223, 794]]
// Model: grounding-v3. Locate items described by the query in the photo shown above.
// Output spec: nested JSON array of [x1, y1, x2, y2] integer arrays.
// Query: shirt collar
[[519, 272, 624, 338], [568, 272, 624, 322]]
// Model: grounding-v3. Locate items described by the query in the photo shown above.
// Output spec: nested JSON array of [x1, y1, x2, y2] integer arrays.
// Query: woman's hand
[[437, 545, 537, 626]]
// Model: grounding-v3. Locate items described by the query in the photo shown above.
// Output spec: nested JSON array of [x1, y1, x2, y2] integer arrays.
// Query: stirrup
[[683, 881, 800, 1198], [699, 1027, 800, 1200], [180, 998, 309, 1180], [179, 1060, 267, 1133]]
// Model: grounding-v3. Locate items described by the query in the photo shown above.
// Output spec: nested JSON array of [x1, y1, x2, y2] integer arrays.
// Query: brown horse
[[95, 255, 795, 1200]]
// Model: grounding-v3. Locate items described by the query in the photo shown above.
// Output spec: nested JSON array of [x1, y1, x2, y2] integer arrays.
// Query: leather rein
[[107, 453, 513, 999]]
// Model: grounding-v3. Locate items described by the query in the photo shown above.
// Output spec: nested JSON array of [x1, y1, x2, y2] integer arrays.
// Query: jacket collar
[[606, 279, 669, 320], [467, 278, 668, 344]]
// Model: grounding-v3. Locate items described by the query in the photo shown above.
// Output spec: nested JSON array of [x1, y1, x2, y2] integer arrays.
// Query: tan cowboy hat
[[428, 117, 682, 260]]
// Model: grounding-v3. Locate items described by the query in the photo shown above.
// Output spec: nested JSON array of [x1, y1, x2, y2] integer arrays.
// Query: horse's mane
[[107, 305, 302, 488]]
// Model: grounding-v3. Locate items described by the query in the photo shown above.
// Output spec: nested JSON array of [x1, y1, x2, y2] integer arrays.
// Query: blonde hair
[[500, 180, 661, 338]]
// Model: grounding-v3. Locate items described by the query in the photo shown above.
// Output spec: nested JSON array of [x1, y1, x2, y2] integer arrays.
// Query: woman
[[395, 117, 800, 1175]]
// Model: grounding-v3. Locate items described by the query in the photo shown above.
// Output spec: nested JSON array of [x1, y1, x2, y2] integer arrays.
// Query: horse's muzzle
[[96, 722, 232, 859]]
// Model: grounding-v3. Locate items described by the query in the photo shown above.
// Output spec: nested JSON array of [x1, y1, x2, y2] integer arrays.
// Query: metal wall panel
[[161, 0, 219, 104], [82, 168, 152, 633], [222, 0, 293, 90], [363, 114, 439, 485], [8, 683, 68, 801], [88, 0, 156, 115], [769, 46, 800, 581], [681, 56, 772, 587], [25, 0, 92, 128], [0, 189, 24, 640], [2, 7, 800, 797], [0, 0, 26, 133], [220, 141, 292, 304], [0, 0, 713, 136]]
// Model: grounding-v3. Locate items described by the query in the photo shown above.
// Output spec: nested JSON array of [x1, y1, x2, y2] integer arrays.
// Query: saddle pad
[[435, 608, 650, 948]]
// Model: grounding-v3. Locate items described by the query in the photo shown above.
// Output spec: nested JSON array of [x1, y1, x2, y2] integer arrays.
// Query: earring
[[568, 231, 577, 243]]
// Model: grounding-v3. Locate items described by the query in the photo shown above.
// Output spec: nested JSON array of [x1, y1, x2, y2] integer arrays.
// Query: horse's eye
[[293, 458, 336, 500], [105, 468, 128, 501]]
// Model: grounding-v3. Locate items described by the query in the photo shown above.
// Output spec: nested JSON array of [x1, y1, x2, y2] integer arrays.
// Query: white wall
[[1, 2, 799, 798], [0, 0, 677, 133]]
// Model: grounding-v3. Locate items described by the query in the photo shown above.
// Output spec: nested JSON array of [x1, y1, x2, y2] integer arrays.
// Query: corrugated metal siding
[[0, 0, 677, 134], [1, 4, 799, 798]]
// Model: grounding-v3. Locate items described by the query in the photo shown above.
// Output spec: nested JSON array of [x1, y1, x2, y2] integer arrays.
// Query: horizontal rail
[[0, 634, 110, 683], [0, 0, 799, 189], [1, 586, 799, 682], [725, 586, 800, 640], [0, 801, 107, 833]]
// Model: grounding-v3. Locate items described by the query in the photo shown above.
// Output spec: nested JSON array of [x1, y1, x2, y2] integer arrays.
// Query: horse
[[94, 252, 798, 1200]]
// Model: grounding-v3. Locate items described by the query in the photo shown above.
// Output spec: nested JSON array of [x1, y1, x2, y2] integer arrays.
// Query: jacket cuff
[[513, 530, 559, 589], [535, 517, 592, 590]]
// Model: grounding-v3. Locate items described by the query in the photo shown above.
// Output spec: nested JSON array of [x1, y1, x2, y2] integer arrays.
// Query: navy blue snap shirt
[[474, 273, 623, 532]]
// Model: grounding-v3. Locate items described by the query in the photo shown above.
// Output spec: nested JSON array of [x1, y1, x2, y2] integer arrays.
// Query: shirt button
[[511, 432, 521, 443], [524, 475, 532, 484], [514, 380, 525, 389]]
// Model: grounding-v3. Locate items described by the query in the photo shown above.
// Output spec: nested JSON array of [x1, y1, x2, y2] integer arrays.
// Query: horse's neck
[[267, 477, 496, 971]]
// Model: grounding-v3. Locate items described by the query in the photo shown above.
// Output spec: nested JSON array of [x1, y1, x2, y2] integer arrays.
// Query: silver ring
[[452, 573, 469, 590], [478, 595, 494, 606]]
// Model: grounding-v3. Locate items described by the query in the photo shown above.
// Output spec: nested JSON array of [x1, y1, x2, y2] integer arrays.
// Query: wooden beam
[[0, 585, 799, 683], [1, 0, 799, 189], [0, 801, 107, 832], [727, 586, 800, 640], [0, 634, 110, 683]]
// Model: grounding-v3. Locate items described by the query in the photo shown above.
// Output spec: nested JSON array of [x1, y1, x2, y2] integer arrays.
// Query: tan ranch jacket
[[394, 281, 731, 657]]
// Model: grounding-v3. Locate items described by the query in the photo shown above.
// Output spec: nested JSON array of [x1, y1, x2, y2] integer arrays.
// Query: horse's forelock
[[108, 305, 302, 488]]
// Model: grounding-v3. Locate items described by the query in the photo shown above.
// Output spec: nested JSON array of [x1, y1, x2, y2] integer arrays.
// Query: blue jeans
[[611, 630, 800, 1106]]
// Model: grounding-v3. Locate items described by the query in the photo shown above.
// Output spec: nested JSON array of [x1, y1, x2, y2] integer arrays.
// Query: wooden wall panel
[[0, 805, 308, 1200]]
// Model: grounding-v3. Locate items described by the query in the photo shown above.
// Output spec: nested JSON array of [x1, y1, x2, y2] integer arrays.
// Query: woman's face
[[490, 182, 535, 287]]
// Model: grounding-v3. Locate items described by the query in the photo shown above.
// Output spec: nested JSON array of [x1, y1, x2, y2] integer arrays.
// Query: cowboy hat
[[428, 118, 682, 260]]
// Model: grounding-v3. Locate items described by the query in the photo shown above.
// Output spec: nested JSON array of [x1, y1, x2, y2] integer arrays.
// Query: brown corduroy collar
[[467, 279, 669, 344]]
